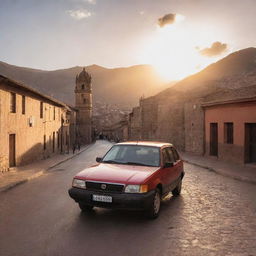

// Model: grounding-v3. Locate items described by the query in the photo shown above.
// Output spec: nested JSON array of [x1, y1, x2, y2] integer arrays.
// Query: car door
[[165, 147, 180, 191], [161, 147, 175, 195], [171, 147, 183, 179]]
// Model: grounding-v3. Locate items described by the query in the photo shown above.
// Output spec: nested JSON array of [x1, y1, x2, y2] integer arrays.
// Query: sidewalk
[[0, 144, 93, 193], [181, 152, 256, 185]]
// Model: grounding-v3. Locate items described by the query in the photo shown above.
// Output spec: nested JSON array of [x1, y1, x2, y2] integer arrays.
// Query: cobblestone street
[[0, 140, 256, 256]]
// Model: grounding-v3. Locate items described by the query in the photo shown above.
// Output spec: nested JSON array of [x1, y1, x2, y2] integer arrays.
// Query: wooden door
[[9, 134, 16, 167], [246, 123, 256, 163], [249, 124, 256, 162], [210, 123, 218, 156], [53, 132, 55, 153]]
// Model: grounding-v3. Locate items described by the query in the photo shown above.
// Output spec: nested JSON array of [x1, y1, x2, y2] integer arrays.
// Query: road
[[0, 140, 256, 256]]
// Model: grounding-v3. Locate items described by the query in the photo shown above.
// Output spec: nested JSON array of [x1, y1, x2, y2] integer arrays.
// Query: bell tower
[[75, 68, 92, 144]]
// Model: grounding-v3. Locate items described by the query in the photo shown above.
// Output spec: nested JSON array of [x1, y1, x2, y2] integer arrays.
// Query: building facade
[[203, 98, 256, 164], [127, 84, 256, 165], [75, 68, 92, 145], [0, 75, 75, 172]]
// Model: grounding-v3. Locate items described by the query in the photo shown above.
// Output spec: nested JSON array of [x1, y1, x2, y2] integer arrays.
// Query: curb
[[184, 159, 256, 185], [47, 143, 94, 170], [0, 143, 94, 193]]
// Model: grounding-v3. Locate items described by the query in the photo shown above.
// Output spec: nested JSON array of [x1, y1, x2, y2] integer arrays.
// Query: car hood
[[75, 163, 160, 184]]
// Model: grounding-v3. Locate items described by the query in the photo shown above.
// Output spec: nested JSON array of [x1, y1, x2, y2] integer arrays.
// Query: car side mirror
[[164, 162, 174, 168], [96, 157, 102, 163]]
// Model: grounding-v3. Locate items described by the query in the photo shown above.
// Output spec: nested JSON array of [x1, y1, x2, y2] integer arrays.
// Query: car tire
[[146, 189, 161, 219], [79, 203, 94, 212], [172, 179, 182, 196]]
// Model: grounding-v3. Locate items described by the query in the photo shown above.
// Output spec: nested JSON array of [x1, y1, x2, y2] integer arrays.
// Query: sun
[[138, 19, 222, 81]]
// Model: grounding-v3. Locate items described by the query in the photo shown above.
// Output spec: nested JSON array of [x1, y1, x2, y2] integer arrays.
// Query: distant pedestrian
[[72, 143, 76, 154], [77, 141, 81, 151]]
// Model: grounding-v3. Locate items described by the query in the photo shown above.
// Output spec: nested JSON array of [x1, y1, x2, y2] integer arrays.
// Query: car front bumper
[[68, 187, 155, 210]]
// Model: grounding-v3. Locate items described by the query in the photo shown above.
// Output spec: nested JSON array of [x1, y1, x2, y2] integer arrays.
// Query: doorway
[[210, 123, 218, 156], [245, 123, 256, 163], [9, 134, 16, 167]]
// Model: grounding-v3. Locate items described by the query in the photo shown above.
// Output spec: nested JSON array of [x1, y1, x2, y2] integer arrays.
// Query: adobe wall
[[184, 100, 205, 155], [205, 102, 256, 164], [141, 98, 158, 140], [156, 100, 185, 151], [128, 106, 141, 140], [0, 82, 70, 172]]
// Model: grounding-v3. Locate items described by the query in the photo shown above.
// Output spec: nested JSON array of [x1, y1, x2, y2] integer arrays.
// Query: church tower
[[75, 68, 92, 144]]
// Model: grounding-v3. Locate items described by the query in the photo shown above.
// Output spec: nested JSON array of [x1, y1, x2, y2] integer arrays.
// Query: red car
[[68, 141, 184, 218]]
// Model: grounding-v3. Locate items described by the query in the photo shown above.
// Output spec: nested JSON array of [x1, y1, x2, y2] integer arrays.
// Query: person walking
[[72, 143, 76, 154]]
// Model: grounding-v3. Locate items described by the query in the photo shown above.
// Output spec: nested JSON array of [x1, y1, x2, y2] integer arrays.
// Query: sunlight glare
[[139, 21, 225, 81]]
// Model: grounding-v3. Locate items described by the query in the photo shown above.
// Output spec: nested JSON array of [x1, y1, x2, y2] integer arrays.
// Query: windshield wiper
[[124, 162, 154, 167], [102, 160, 122, 164]]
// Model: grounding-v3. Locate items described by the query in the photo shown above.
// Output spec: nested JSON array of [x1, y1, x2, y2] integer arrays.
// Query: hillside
[[157, 47, 256, 98], [0, 61, 170, 107]]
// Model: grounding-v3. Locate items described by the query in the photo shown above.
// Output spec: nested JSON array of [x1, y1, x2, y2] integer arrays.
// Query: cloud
[[67, 9, 92, 20], [158, 13, 176, 27], [139, 11, 145, 15], [84, 0, 96, 4], [199, 41, 228, 57]]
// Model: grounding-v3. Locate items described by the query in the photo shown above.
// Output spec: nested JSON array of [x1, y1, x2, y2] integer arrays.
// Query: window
[[171, 148, 180, 161], [22, 95, 25, 114], [102, 145, 160, 167], [166, 148, 175, 162], [40, 102, 43, 118], [10, 92, 16, 113], [83, 98, 86, 104], [224, 122, 233, 144], [81, 84, 85, 90], [162, 148, 171, 164], [53, 107, 55, 120]]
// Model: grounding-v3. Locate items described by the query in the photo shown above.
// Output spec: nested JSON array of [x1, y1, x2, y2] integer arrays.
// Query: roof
[[202, 85, 256, 107], [76, 67, 91, 84], [116, 141, 173, 148], [0, 74, 73, 110]]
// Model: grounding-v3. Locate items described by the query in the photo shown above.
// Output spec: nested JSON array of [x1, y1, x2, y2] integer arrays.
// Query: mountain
[[0, 61, 170, 108], [157, 47, 256, 98]]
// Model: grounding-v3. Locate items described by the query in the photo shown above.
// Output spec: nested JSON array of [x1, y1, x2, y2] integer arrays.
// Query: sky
[[0, 0, 255, 80]]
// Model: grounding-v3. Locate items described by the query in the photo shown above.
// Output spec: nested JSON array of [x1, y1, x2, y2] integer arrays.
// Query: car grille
[[86, 181, 124, 193]]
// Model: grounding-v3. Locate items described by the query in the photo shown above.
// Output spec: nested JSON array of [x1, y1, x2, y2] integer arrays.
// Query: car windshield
[[102, 145, 160, 167]]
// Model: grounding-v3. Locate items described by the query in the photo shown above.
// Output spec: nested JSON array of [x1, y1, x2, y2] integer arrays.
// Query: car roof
[[116, 141, 173, 148]]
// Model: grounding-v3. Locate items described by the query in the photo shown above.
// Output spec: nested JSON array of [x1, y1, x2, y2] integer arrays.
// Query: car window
[[166, 147, 175, 163], [171, 148, 180, 161], [162, 148, 171, 164], [102, 145, 160, 167]]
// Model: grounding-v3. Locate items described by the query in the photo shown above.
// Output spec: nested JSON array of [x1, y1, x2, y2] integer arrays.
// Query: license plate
[[92, 194, 112, 203]]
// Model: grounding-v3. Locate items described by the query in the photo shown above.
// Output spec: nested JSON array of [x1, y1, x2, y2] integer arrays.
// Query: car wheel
[[79, 203, 94, 212], [172, 179, 182, 196], [146, 189, 161, 219]]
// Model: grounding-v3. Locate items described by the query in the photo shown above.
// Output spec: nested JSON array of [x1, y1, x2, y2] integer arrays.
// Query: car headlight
[[72, 179, 86, 189], [124, 184, 148, 193]]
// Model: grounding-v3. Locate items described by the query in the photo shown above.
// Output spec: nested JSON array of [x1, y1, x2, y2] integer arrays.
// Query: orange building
[[203, 96, 256, 164]]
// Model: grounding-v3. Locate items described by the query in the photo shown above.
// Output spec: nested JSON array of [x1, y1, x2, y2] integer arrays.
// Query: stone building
[[128, 84, 256, 165], [128, 106, 142, 140], [102, 117, 129, 142], [75, 68, 92, 144], [0, 75, 76, 172]]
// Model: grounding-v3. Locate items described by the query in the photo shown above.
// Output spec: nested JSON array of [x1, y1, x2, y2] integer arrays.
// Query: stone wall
[[128, 106, 141, 140], [184, 100, 205, 155], [156, 100, 185, 150], [0, 79, 73, 172], [141, 97, 158, 140]]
